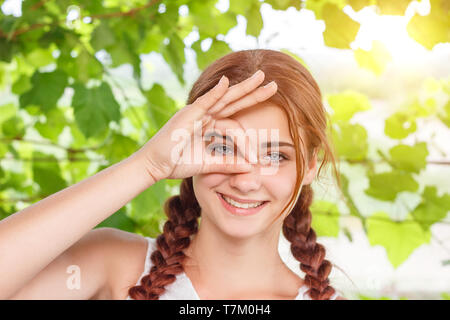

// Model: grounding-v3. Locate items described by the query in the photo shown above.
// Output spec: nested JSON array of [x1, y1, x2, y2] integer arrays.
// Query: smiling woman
[[126, 49, 343, 300]]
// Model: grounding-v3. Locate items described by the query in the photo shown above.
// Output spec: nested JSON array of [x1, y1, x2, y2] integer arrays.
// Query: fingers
[[206, 70, 265, 115], [202, 162, 253, 175], [214, 81, 278, 119], [191, 75, 229, 113]]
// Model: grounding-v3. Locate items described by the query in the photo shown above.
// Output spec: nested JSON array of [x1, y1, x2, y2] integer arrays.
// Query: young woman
[[0, 49, 344, 300]]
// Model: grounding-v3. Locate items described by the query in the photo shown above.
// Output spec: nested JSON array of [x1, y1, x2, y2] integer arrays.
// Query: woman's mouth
[[216, 192, 269, 216]]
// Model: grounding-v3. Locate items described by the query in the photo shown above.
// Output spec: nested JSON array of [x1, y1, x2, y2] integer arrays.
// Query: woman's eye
[[208, 144, 233, 155], [261, 152, 287, 164]]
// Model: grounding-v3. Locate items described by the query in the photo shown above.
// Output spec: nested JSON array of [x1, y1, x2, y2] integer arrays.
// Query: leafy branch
[[0, 0, 162, 40]]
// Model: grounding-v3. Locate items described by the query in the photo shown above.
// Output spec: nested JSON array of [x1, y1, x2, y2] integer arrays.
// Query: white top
[[126, 237, 340, 300]]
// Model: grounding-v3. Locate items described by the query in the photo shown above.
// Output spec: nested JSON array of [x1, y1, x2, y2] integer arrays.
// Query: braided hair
[[127, 178, 200, 299], [282, 184, 336, 300]]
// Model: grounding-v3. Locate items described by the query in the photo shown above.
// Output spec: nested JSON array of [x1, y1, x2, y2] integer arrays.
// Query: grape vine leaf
[[19, 70, 68, 112], [407, 0, 450, 50], [366, 212, 431, 268], [354, 40, 392, 75], [332, 122, 368, 161], [327, 90, 372, 122], [310, 200, 340, 237], [71, 82, 121, 138], [32, 151, 67, 195], [388, 142, 428, 173], [322, 2, 360, 49], [365, 171, 419, 201], [411, 186, 450, 231]]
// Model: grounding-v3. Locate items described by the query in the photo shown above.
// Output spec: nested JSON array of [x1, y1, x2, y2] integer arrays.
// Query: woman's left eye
[[262, 152, 288, 163], [208, 143, 233, 155]]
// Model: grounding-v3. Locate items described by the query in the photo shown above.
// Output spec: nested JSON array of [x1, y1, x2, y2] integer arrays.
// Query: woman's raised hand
[[135, 70, 278, 182]]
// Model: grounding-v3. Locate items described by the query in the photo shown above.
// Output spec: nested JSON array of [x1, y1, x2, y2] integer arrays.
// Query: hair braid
[[127, 178, 200, 300], [282, 184, 336, 300]]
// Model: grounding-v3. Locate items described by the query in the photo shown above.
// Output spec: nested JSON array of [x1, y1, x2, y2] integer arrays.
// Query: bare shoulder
[[89, 227, 150, 299], [335, 295, 347, 300]]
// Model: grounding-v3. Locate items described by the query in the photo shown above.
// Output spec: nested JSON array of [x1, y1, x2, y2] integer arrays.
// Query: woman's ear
[[302, 151, 318, 185]]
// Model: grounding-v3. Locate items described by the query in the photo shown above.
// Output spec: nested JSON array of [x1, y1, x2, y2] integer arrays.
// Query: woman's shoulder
[[89, 227, 155, 299]]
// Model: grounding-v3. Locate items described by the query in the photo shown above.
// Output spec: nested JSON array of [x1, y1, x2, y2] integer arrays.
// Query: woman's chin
[[216, 219, 266, 240]]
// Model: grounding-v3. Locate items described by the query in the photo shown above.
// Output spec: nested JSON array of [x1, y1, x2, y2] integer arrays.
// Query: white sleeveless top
[[126, 237, 340, 300]]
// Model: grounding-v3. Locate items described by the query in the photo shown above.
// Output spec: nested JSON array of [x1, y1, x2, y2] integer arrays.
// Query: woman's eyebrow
[[204, 131, 234, 144], [204, 131, 294, 148], [261, 141, 295, 149]]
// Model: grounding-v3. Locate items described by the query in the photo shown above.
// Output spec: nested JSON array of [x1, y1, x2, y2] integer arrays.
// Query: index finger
[[206, 70, 265, 115]]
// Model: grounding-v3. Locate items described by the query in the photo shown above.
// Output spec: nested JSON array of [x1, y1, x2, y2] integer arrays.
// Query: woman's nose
[[227, 166, 262, 193]]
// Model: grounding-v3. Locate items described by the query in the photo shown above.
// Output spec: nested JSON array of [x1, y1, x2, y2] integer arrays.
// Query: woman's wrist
[[127, 147, 161, 187]]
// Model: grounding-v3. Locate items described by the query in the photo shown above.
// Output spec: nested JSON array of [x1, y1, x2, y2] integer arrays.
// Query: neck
[[182, 214, 291, 296]]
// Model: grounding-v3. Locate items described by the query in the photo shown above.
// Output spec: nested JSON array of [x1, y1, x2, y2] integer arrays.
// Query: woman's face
[[193, 101, 317, 239]]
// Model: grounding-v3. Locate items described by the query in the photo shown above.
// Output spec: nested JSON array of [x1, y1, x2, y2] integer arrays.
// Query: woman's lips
[[217, 192, 269, 216]]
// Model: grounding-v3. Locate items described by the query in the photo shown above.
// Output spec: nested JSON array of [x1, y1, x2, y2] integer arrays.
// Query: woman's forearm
[[0, 152, 155, 297]]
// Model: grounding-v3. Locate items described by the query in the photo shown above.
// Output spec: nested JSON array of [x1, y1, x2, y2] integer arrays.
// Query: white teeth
[[221, 194, 264, 209]]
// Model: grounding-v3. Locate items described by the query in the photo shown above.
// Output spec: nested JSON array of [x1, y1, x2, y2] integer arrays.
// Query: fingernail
[[251, 70, 263, 79], [219, 75, 227, 84], [263, 81, 276, 88]]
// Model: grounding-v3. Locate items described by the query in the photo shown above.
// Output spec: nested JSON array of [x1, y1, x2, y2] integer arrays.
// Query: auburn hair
[[128, 49, 340, 300]]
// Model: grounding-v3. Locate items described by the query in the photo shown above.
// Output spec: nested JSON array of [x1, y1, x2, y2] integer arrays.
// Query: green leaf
[[332, 123, 368, 161], [25, 47, 54, 68], [327, 90, 372, 122], [0, 38, 17, 63], [145, 83, 177, 129], [60, 151, 91, 184], [95, 207, 136, 232], [305, 0, 347, 20], [384, 111, 417, 139], [265, 0, 302, 10], [347, 0, 375, 12], [230, 0, 262, 37], [12, 74, 32, 95], [154, 2, 179, 35], [354, 40, 392, 75], [192, 39, 232, 70], [34, 107, 67, 142], [1, 116, 25, 139], [388, 142, 428, 173], [411, 186, 450, 231], [160, 33, 186, 85], [58, 48, 103, 84], [71, 82, 121, 138], [129, 179, 168, 225], [376, 0, 412, 15], [0, 103, 17, 124], [138, 25, 165, 54], [191, 0, 238, 39], [32, 151, 67, 195], [406, 0, 450, 50], [0, 170, 29, 193], [322, 2, 360, 49], [246, 2, 264, 37], [19, 70, 68, 112], [0, 142, 7, 158], [90, 21, 116, 52], [97, 133, 139, 164], [365, 171, 419, 201], [310, 200, 340, 237], [366, 212, 431, 268]]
